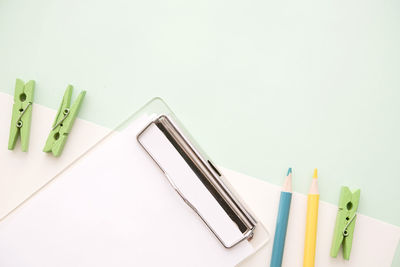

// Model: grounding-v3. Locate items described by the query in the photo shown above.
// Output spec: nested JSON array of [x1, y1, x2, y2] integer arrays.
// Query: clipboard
[[0, 98, 269, 266]]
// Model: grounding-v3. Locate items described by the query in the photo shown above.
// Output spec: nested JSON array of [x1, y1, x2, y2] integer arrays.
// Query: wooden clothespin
[[8, 79, 35, 152], [43, 85, 86, 157], [330, 186, 360, 260]]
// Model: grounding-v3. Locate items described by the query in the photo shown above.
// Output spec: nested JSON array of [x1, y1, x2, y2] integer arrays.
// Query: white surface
[[139, 122, 244, 247], [1, 92, 399, 266], [225, 168, 400, 267], [0, 114, 254, 267], [0, 92, 110, 220]]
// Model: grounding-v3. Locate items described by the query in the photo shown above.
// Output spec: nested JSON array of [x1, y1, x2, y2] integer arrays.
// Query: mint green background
[[1, 0, 399, 265]]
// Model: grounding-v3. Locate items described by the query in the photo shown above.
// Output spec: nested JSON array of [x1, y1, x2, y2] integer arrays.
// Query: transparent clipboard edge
[[111, 97, 268, 249], [129, 98, 263, 246], [115, 97, 210, 160]]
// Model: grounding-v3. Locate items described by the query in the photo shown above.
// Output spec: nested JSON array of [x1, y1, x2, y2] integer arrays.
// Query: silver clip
[[137, 115, 257, 248]]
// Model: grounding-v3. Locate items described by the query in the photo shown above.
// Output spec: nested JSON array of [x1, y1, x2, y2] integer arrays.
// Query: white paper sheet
[[0, 114, 254, 267], [225, 168, 400, 267]]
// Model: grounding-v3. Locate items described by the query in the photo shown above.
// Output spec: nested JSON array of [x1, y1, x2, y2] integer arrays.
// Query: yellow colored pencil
[[303, 168, 320, 267]]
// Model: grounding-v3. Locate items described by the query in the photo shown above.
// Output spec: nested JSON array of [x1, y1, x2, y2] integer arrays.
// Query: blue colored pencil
[[270, 168, 293, 267]]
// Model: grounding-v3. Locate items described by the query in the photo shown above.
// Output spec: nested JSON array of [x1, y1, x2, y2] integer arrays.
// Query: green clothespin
[[330, 186, 360, 260], [8, 79, 35, 152], [43, 85, 86, 157]]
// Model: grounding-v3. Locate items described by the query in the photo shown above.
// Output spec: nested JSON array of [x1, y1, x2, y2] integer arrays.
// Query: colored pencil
[[303, 168, 320, 267], [270, 168, 293, 267]]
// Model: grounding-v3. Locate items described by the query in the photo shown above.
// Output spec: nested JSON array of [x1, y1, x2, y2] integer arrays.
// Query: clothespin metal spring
[[16, 102, 32, 128], [343, 213, 356, 237], [52, 108, 70, 130]]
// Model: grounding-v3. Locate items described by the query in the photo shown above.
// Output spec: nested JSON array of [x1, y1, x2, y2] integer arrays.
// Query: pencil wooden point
[[313, 168, 318, 179], [283, 168, 293, 193]]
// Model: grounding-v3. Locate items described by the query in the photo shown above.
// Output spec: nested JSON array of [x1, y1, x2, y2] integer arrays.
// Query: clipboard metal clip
[[137, 115, 257, 248]]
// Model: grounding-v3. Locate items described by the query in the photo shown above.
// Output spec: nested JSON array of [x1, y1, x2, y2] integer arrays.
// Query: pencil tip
[[287, 168, 292, 176], [313, 168, 318, 179]]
